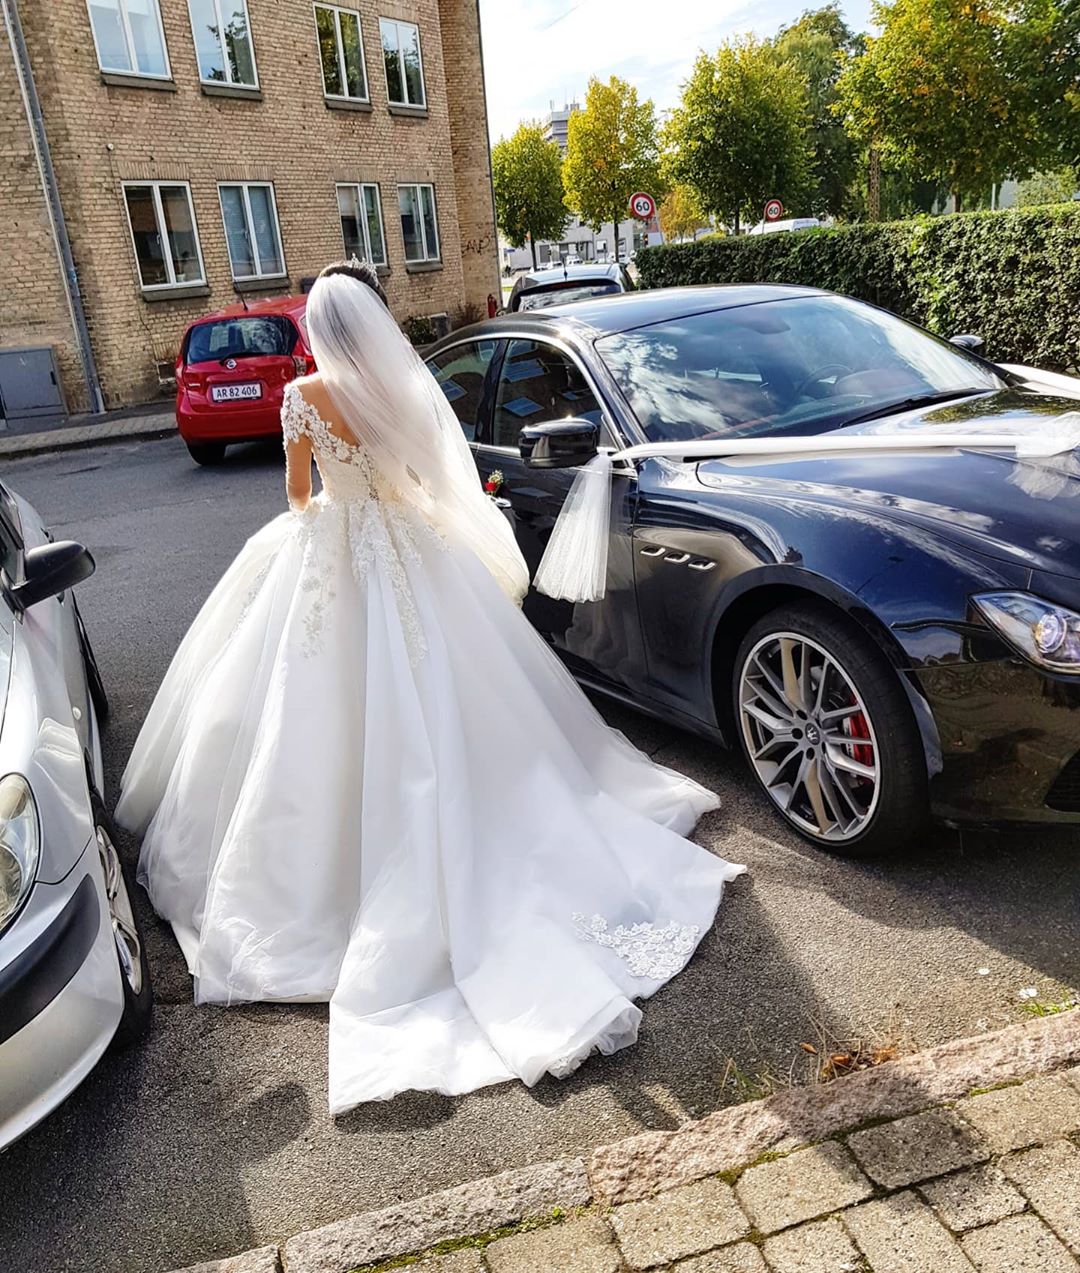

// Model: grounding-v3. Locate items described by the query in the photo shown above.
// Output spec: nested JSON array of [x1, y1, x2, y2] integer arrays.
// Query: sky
[[477, 0, 874, 144]]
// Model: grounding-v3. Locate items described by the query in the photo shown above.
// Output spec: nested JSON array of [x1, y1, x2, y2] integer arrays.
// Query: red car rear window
[[185, 315, 298, 364]]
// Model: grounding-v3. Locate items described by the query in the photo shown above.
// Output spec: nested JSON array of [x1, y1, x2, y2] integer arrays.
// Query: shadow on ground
[[1, 436, 1077, 1273]]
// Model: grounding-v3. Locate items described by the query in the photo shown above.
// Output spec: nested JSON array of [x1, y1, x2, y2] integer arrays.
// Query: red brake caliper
[[843, 703, 873, 774]]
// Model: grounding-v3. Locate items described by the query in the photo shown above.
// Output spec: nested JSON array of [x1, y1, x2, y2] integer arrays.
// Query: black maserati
[[424, 286, 1080, 854]]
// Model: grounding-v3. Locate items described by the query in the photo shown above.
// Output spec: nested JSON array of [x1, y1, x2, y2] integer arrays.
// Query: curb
[[170, 1008, 1080, 1273], [0, 414, 176, 459]]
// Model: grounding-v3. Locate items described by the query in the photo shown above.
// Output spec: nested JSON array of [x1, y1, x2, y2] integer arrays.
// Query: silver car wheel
[[738, 631, 881, 843], [96, 825, 144, 997]]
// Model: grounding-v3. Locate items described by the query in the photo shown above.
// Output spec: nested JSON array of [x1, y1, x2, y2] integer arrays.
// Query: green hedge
[[637, 205, 1080, 372]]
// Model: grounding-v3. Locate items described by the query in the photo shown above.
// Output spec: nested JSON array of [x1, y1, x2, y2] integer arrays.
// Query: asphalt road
[[2, 435, 1078, 1273]]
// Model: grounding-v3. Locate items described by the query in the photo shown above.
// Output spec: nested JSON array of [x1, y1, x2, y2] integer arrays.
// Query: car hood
[[694, 388, 1080, 577], [0, 616, 10, 740]]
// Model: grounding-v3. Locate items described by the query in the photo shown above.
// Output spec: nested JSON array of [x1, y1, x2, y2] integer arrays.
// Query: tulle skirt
[[115, 493, 745, 1111]]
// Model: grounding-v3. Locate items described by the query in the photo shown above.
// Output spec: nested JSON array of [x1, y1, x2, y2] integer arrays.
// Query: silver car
[[0, 479, 151, 1149]]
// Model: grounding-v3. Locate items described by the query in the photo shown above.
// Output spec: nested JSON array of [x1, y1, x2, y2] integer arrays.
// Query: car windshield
[[595, 295, 1003, 443], [518, 282, 620, 310], [186, 315, 297, 364]]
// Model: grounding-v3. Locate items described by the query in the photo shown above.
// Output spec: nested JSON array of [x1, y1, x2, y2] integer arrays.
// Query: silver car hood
[[0, 612, 11, 743], [1, 617, 94, 884]]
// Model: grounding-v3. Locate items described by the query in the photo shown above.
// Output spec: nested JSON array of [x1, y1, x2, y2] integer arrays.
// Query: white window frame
[[186, 0, 260, 88], [337, 183, 387, 266], [121, 181, 206, 291], [86, 0, 172, 80], [398, 182, 440, 262], [379, 17, 426, 108], [314, 3, 369, 102], [217, 182, 287, 281]]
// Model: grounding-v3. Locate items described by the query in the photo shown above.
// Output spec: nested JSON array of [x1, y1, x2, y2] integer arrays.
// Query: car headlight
[[973, 592, 1080, 673], [0, 775, 40, 933]]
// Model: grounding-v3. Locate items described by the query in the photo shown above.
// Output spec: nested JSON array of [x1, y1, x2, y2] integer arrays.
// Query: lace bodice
[[281, 381, 385, 504], [280, 379, 443, 667]]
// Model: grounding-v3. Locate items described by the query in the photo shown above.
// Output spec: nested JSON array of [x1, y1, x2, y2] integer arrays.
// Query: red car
[[175, 295, 314, 465]]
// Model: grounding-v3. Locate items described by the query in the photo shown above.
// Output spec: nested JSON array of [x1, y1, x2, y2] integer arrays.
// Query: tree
[[562, 77, 663, 258], [1016, 166, 1080, 206], [491, 123, 568, 269], [834, 0, 1045, 211], [663, 37, 814, 234], [659, 185, 710, 241], [774, 6, 862, 218], [1007, 0, 1080, 172]]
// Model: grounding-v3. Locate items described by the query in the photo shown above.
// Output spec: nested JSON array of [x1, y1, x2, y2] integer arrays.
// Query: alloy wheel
[[738, 631, 881, 843], [96, 826, 145, 996]]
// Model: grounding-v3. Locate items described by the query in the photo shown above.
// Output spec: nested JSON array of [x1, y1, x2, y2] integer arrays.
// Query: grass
[[966, 1078, 1023, 1098], [719, 1056, 792, 1104], [1019, 996, 1077, 1018], [349, 1207, 582, 1272], [718, 1011, 918, 1108], [801, 1008, 921, 1085]]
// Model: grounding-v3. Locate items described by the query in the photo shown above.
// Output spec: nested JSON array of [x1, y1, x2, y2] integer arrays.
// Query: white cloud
[[478, 0, 874, 143]]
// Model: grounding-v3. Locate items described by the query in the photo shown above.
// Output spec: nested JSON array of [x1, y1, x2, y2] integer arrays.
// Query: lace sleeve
[[281, 382, 307, 445]]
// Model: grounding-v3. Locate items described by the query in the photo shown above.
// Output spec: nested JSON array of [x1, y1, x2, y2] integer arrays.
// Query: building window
[[398, 183, 439, 262], [122, 182, 205, 290], [379, 18, 425, 107], [315, 4, 368, 101], [218, 183, 285, 280], [87, 0, 170, 79], [338, 184, 386, 266], [188, 0, 258, 87]]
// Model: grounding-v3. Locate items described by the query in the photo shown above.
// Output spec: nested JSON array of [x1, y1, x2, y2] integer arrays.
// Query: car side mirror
[[950, 333, 985, 353], [519, 418, 599, 468], [10, 541, 96, 610]]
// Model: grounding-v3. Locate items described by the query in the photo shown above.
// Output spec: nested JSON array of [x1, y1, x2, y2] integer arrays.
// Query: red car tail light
[[293, 353, 316, 376]]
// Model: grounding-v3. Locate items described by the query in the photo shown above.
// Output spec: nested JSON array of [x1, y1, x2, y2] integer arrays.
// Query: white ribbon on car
[[532, 411, 1080, 604]]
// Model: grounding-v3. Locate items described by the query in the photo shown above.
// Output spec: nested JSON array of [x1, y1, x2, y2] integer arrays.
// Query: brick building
[[0, 0, 500, 418]]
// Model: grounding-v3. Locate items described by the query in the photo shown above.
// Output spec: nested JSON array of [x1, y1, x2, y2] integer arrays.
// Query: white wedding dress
[[115, 380, 744, 1113]]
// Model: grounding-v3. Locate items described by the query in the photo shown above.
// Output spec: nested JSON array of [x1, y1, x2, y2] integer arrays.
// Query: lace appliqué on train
[[299, 559, 337, 659], [229, 558, 275, 643], [347, 501, 427, 666], [294, 508, 338, 659], [571, 913, 701, 980]]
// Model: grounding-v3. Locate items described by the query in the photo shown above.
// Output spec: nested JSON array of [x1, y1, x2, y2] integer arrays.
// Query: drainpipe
[[3, 0, 104, 415], [472, 0, 503, 304]]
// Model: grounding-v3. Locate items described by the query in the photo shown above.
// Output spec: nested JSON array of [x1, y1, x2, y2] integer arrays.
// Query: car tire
[[733, 601, 928, 856], [74, 598, 109, 722], [186, 442, 227, 466], [92, 798, 153, 1048]]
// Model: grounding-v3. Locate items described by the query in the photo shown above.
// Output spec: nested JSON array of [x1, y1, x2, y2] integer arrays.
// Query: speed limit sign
[[629, 191, 657, 220], [764, 198, 784, 222]]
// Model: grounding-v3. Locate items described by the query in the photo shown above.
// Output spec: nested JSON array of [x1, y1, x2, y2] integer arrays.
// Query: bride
[[115, 260, 745, 1113]]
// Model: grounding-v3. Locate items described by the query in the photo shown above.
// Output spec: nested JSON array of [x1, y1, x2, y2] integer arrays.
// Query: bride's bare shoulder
[[291, 373, 332, 409]]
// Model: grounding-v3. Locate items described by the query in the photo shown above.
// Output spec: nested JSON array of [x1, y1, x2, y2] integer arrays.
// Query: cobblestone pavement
[[183, 1042, 1080, 1273]]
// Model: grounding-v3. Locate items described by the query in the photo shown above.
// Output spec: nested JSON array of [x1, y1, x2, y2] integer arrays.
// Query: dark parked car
[[506, 262, 633, 312], [425, 285, 1080, 854]]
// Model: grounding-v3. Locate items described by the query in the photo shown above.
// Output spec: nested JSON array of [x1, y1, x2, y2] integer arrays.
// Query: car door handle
[[639, 545, 665, 557], [664, 552, 691, 564], [688, 560, 716, 572], [492, 496, 512, 510]]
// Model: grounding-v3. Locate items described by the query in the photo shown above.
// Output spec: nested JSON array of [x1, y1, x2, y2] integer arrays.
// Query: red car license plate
[[211, 383, 262, 402]]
